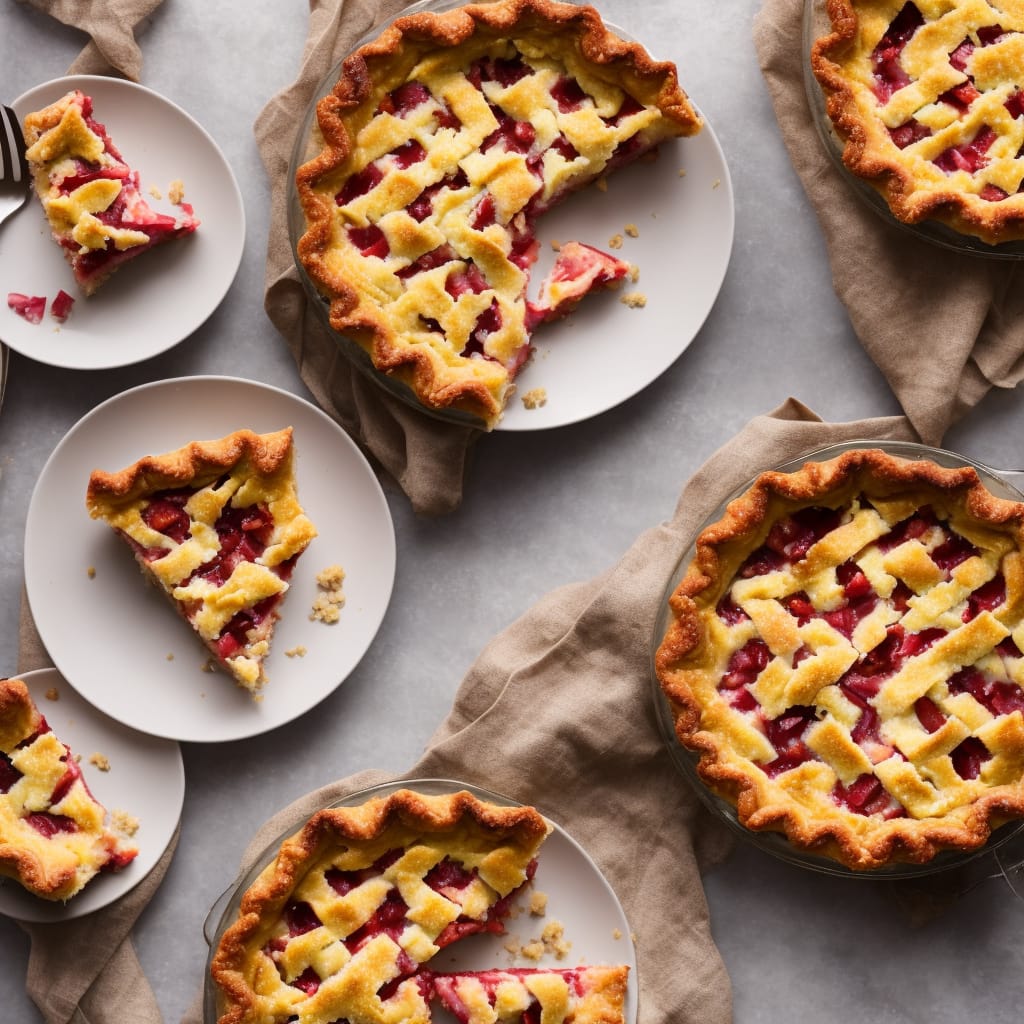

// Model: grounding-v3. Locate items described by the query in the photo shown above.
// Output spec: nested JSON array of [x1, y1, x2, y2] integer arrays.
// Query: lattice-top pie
[[23, 89, 199, 295], [0, 678, 138, 901], [86, 429, 317, 693], [209, 788, 629, 1024], [296, 0, 700, 428], [655, 449, 1024, 870], [810, 0, 1024, 244]]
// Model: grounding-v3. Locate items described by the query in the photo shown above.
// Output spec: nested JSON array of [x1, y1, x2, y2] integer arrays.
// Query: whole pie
[[295, 0, 701, 428], [811, 0, 1024, 244], [86, 428, 317, 693], [655, 448, 1024, 870], [23, 89, 200, 295], [0, 678, 138, 901], [209, 788, 629, 1024]]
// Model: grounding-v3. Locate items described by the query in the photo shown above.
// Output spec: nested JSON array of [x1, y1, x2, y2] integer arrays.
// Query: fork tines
[[0, 106, 29, 184]]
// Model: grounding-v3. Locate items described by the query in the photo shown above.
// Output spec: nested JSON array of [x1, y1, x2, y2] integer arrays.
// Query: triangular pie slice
[[430, 966, 629, 1023], [0, 678, 138, 901], [296, 0, 701, 428], [23, 89, 200, 296], [86, 428, 317, 694]]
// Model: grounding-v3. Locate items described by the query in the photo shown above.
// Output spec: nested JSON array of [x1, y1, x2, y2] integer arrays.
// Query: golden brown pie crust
[[655, 448, 1024, 870], [296, 0, 700, 428], [0, 678, 138, 901], [811, 0, 1024, 244], [210, 788, 553, 1024]]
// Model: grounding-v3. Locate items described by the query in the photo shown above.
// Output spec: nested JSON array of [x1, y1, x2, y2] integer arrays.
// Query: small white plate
[[499, 121, 734, 431], [0, 667, 183, 923], [24, 376, 397, 743], [202, 778, 638, 1024], [1, 75, 245, 369]]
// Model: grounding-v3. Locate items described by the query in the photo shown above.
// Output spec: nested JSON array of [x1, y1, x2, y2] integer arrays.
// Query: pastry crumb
[[44, 687, 59, 702], [148, 185, 163, 200], [89, 753, 111, 772], [111, 810, 139, 837], [608, 233, 624, 249], [613, 927, 622, 940], [529, 890, 548, 916], [628, 264, 640, 283], [712, 179, 721, 189], [521, 388, 547, 410], [521, 940, 545, 961], [520, 918, 571, 961], [166, 653, 174, 661], [87, 566, 96, 579], [286, 645, 308, 658], [624, 223, 639, 238], [678, 167, 687, 177], [550, 239, 561, 251], [168, 179, 186, 204], [311, 564, 346, 623], [621, 291, 647, 308]]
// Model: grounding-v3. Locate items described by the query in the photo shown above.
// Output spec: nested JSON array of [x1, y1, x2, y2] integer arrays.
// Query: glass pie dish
[[201, 777, 638, 1024], [801, 0, 1024, 259], [652, 439, 1024, 879]]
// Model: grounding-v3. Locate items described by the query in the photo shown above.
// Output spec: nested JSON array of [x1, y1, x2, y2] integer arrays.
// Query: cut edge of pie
[[23, 89, 200, 296], [810, 0, 1024, 245], [0, 677, 139, 901], [209, 788, 559, 1024], [655, 448, 1024, 871], [296, 0, 701, 429], [85, 428, 317, 694]]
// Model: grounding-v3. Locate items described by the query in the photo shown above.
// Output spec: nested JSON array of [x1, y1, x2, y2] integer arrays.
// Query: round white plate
[[0, 667, 183, 923], [24, 376, 397, 743], [498, 120, 734, 431], [202, 778, 638, 1024], [1, 75, 245, 369]]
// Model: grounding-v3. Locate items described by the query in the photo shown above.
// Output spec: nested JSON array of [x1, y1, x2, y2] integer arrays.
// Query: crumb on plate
[[89, 753, 111, 772], [522, 388, 547, 410]]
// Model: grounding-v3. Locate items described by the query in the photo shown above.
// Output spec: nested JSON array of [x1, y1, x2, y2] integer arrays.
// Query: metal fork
[[0, 104, 30, 227]]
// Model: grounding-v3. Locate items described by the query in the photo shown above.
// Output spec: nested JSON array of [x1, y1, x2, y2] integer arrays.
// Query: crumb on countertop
[[89, 753, 111, 772]]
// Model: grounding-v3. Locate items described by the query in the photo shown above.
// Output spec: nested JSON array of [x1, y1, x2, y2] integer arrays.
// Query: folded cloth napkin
[[17, 0, 164, 81], [256, 0, 478, 518], [192, 399, 924, 1024], [754, 0, 1024, 447]]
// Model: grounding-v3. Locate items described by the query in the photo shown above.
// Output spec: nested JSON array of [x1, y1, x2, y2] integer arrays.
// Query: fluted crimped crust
[[655, 448, 1024, 870], [296, 0, 701, 428], [0, 678, 138, 901], [810, 0, 1024, 245], [86, 428, 318, 692], [210, 788, 553, 1024]]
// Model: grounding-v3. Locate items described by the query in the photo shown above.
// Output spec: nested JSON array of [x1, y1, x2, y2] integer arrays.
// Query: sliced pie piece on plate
[[86, 428, 317, 694], [296, 0, 701, 428], [0, 677, 138, 901], [23, 89, 200, 295]]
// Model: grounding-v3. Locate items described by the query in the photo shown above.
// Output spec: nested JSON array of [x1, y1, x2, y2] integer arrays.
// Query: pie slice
[[86, 428, 317, 693], [0, 678, 138, 901], [23, 89, 200, 295], [655, 448, 1024, 870], [295, 0, 701, 428], [430, 966, 629, 1023], [210, 789, 554, 1024]]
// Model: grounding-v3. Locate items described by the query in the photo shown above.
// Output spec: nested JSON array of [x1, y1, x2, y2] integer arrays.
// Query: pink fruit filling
[[432, 967, 594, 1024], [870, 2, 923, 101]]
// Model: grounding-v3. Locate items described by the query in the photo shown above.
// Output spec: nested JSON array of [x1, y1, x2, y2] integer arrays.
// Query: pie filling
[[23, 90, 199, 295]]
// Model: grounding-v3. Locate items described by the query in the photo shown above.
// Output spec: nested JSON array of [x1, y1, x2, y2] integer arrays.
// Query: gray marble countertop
[[2, 1, 1024, 1021]]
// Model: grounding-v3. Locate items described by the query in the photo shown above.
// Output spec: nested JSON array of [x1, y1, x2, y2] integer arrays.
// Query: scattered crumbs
[[678, 167, 687, 177], [612, 928, 622, 940], [596, 176, 608, 192], [168, 179, 186, 204], [166, 653, 174, 661], [286, 645, 308, 658], [628, 264, 640, 283], [503, 938, 522, 958], [520, 919, 571, 962], [89, 753, 111, 772], [111, 810, 140, 837], [522, 387, 547, 410], [630, 931, 638, 944], [87, 566, 96, 579], [550, 239, 561, 251], [608, 233, 624, 250], [712, 179, 721, 189], [529, 891, 548, 916], [311, 564, 346, 624], [624, 223, 639, 238], [148, 184, 163, 200], [620, 292, 647, 309], [201, 658, 218, 674], [521, 939, 545, 962], [44, 687, 59, 702]]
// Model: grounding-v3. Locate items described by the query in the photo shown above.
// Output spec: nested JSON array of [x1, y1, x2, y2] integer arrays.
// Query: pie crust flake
[[811, 0, 1024, 244], [209, 788, 629, 1024], [295, 0, 701, 428], [86, 428, 317, 693], [655, 448, 1024, 870], [0, 678, 138, 901], [23, 89, 199, 295]]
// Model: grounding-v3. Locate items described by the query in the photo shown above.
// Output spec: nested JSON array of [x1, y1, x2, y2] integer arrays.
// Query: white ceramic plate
[[24, 376, 397, 743], [1, 75, 245, 368], [0, 667, 183, 923], [498, 122, 734, 431], [202, 779, 638, 1024]]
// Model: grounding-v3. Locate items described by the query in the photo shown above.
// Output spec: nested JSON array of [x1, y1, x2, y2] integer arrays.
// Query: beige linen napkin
[[754, 0, 1024, 446], [17, 0, 164, 81], [256, 0, 478, 518], [192, 399, 926, 1024]]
